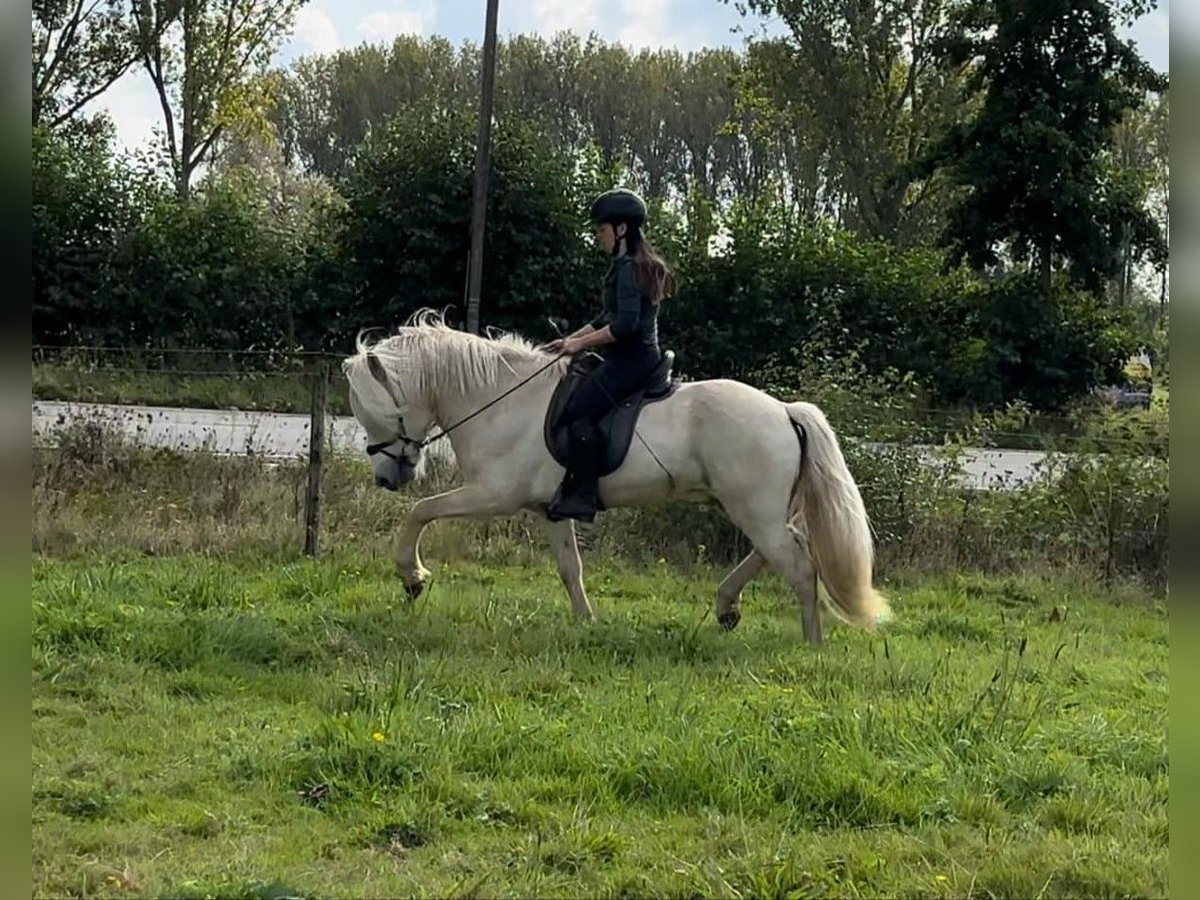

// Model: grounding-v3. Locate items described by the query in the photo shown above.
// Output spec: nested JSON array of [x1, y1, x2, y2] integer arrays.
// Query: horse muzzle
[[375, 461, 416, 491]]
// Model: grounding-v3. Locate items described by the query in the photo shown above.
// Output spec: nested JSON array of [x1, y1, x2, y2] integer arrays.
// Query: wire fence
[[33, 344, 1169, 449], [32, 345, 1170, 562]]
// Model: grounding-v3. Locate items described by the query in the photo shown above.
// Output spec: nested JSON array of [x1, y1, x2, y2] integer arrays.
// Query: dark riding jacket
[[590, 256, 659, 356]]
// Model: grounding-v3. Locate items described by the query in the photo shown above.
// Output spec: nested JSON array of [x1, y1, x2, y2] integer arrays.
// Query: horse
[[341, 310, 891, 645]]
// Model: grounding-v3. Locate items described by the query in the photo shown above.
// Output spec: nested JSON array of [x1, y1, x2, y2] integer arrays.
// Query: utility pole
[[465, 0, 500, 335]]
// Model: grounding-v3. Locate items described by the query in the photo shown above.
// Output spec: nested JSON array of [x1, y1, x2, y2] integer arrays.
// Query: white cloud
[[97, 70, 164, 153], [290, 6, 342, 56], [357, 6, 436, 42], [1122, 6, 1170, 73], [527, 0, 604, 38], [617, 0, 672, 49], [525, 0, 706, 50]]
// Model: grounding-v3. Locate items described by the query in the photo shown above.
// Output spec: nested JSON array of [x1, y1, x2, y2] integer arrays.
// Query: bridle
[[365, 432, 423, 462]]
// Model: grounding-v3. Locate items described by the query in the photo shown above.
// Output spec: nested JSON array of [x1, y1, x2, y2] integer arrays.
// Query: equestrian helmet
[[590, 188, 647, 228]]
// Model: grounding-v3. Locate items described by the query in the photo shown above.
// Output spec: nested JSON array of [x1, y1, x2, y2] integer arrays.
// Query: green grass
[[33, 554, 1168, 899]]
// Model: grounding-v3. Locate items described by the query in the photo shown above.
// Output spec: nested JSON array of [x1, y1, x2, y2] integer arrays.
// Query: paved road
[[32, 399, 1049, 489]]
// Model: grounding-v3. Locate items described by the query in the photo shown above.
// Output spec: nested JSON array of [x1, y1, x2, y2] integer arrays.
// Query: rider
[[543, 187, 676, 523]]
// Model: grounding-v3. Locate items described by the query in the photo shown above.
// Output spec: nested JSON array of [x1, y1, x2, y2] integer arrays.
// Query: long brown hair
[[625, 227, 677, 302]]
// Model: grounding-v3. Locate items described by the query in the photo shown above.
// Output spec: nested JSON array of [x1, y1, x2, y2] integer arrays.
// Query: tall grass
[[33, 414, 1168, 593]]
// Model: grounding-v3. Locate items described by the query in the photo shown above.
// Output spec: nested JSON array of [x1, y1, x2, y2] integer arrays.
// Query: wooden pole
[[465, 0, 500, 335], [304, 361, 328, 556]]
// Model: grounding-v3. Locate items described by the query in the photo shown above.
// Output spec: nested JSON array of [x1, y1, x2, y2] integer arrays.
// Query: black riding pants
[[561, 347, 661, 427]]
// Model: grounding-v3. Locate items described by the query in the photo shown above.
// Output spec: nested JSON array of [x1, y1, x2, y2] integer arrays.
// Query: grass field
[[32, 552, 1168, 899]]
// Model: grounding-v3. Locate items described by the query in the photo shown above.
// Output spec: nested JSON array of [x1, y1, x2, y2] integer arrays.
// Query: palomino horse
[[342, 311, 891, 644]]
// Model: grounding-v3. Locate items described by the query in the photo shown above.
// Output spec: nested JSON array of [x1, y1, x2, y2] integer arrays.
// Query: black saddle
[[543, 350, 679, 477]]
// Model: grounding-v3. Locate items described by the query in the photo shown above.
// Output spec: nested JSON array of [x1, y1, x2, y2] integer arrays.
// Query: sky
[[96, 0, 1171, 153]]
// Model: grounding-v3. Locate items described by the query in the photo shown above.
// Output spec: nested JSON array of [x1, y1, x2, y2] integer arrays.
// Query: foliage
[[130, 0, 307, 198], [32, 123, 158, 345], [934, 274, 1135, 410], [727, 0, 974, 245], [664, 199, 1131, 409], [32, 21, 1157, 411], [337, 106, 601, 345], [108, 171, 325, 349], [923, 0, 1168, 296], [32, 0, 142, 128], [269, 34, 747, 203]]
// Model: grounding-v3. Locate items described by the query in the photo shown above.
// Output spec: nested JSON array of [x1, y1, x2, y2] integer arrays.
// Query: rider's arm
[[570, 261, 639, 351], [570, 323, 616, 351]]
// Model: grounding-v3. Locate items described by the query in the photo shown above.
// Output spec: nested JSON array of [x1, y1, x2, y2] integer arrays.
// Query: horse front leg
[[393, 484, 515, 598], [541, 517, 594, 619]]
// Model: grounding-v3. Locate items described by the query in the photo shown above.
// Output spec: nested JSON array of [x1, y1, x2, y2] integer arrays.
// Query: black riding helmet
[[590, 188, 647, 228]]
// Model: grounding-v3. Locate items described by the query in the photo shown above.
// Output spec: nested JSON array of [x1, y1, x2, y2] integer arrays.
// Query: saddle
[[543, 350, 679, 477]]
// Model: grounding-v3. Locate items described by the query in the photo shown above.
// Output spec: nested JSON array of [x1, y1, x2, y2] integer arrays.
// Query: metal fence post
[[304, 361, 329, 556]]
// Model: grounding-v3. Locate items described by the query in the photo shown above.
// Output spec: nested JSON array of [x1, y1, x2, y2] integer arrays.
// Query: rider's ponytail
[[624, 228, 677, 303]]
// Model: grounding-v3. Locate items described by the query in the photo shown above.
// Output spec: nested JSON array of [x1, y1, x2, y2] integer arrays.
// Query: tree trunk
[[177, 0, 195, 201], [1160, 205, 1169, 324], [1118, 222, 1132, 307]]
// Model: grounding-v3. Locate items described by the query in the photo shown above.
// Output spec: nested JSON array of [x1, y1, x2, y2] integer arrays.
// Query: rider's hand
[[540, 338, 565, 354], [561, 337, 586, 356]]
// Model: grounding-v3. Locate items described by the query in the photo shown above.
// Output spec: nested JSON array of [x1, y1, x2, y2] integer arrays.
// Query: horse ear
[[366, 352, 388, 386]]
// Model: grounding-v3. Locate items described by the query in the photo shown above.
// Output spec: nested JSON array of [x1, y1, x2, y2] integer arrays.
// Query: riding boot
[[546, 420, 602, 523]]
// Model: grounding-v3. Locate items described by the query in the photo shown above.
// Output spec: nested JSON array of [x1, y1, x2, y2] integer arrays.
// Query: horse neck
[[426, 352, 558, 460]]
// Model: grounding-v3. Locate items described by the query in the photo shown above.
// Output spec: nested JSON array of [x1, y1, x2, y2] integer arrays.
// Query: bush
[[337, 107, 601, 346], [32, 116, 1141, 413], [32, 122, 157, 345], [934, 274, 1135, 411], [110, 175, 312, 350]]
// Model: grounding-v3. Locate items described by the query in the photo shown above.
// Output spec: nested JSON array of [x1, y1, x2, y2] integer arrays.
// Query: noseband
[[366, 424, 423, 462]]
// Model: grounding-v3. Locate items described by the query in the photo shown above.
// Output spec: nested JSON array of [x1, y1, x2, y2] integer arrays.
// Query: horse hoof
[[404, 578, 426, 600], [717, 610, 741, 631]]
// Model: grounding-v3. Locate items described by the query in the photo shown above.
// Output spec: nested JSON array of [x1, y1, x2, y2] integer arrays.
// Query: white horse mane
[[342, 308, 566, 420]]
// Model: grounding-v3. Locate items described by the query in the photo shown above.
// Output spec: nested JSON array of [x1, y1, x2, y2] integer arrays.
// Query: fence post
[[304, 361, 329, 557]]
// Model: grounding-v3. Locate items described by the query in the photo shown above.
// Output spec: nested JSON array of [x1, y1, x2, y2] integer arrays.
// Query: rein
[[368, 352, 567, 458]]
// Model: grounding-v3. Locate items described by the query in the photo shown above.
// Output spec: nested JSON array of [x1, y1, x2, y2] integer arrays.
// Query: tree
[[340, 106, 595, 343], [33, 122, 159, 343], [265, 34, 746, 207], [1109, 92, 1168, 308], [131, 0, 306, 199], [33, 0, 145, 128], [924, 0, 1167, 301], [728, 0, 970, 244], [270, 36, 473, 179], [672, 49, 741, 199]]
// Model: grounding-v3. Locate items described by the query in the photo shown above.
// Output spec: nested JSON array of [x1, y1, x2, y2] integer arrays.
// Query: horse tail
[[785, 401, 892, 629]]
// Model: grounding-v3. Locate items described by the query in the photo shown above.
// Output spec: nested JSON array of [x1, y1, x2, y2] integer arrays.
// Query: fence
[[34, 346, 339, 557], [31, 345, 1169, 589]]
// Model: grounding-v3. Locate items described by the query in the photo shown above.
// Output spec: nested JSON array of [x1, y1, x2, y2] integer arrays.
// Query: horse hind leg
[[723, 499, 822, 645], [785, 518, 822, 644], [716, 550, 766, 631], [759, 525, 821, 645]]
